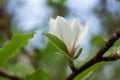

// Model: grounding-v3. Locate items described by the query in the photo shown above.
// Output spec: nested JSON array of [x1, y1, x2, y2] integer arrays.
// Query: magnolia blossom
[[49, 16, 89, 57]]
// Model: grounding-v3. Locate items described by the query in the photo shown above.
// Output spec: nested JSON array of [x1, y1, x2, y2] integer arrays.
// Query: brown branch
[[96, 28, 120, 57], [102, 54, 120, 61], [0, 69, 23, 80], [66, 28, 120, 80]]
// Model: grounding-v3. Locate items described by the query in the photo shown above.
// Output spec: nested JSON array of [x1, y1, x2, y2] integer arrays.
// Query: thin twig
[[66, 28, 120, 80], [102, 54, 120, 61], [0, 69, 23, 80]]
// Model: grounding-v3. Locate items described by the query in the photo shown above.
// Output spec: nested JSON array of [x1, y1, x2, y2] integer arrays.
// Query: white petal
[[75, 21, 89, 47], [71, 19, 81, 48], [49, 17, 55, 33], [71, 19, 81, 36], [53, 16, 73, 51]]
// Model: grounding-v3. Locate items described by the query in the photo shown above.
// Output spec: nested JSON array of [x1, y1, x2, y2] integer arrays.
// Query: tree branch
[[0, 69, 23, 80], [66, 28, 120, 80], [95, 28, 120, 57], [102, 54, 120, 61]]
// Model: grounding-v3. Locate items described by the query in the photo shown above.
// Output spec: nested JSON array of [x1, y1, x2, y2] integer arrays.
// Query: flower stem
[[68, 62, 76, 72]]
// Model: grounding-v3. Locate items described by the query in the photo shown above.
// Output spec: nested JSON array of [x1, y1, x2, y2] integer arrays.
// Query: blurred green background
[[0, 0, 120, 80]]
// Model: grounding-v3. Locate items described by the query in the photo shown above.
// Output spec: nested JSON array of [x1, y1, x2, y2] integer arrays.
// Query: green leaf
[[74, 62, 104, 80], [44, 33, 69, 54], [0, 33, 34, 65], [27, 68, 50, 80], [91, 35, 106, 48], [117, 0, 120, 2], [114, 39, 120, 46], [13, 63, 35, 78], [44, 33, 72, 63], [73, 48, 82, 59]]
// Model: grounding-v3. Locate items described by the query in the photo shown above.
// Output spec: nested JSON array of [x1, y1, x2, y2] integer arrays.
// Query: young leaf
[[0, 33, 34, 65], [27, 68, 50, 80], [74, 62, 104, 80], [12, 63, 35, 78], [44, 33, 72, 63], [73, 48, 82, 59]]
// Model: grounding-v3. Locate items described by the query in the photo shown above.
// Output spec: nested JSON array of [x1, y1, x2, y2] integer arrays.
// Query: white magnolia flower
[[49, 16, 89, 57]]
